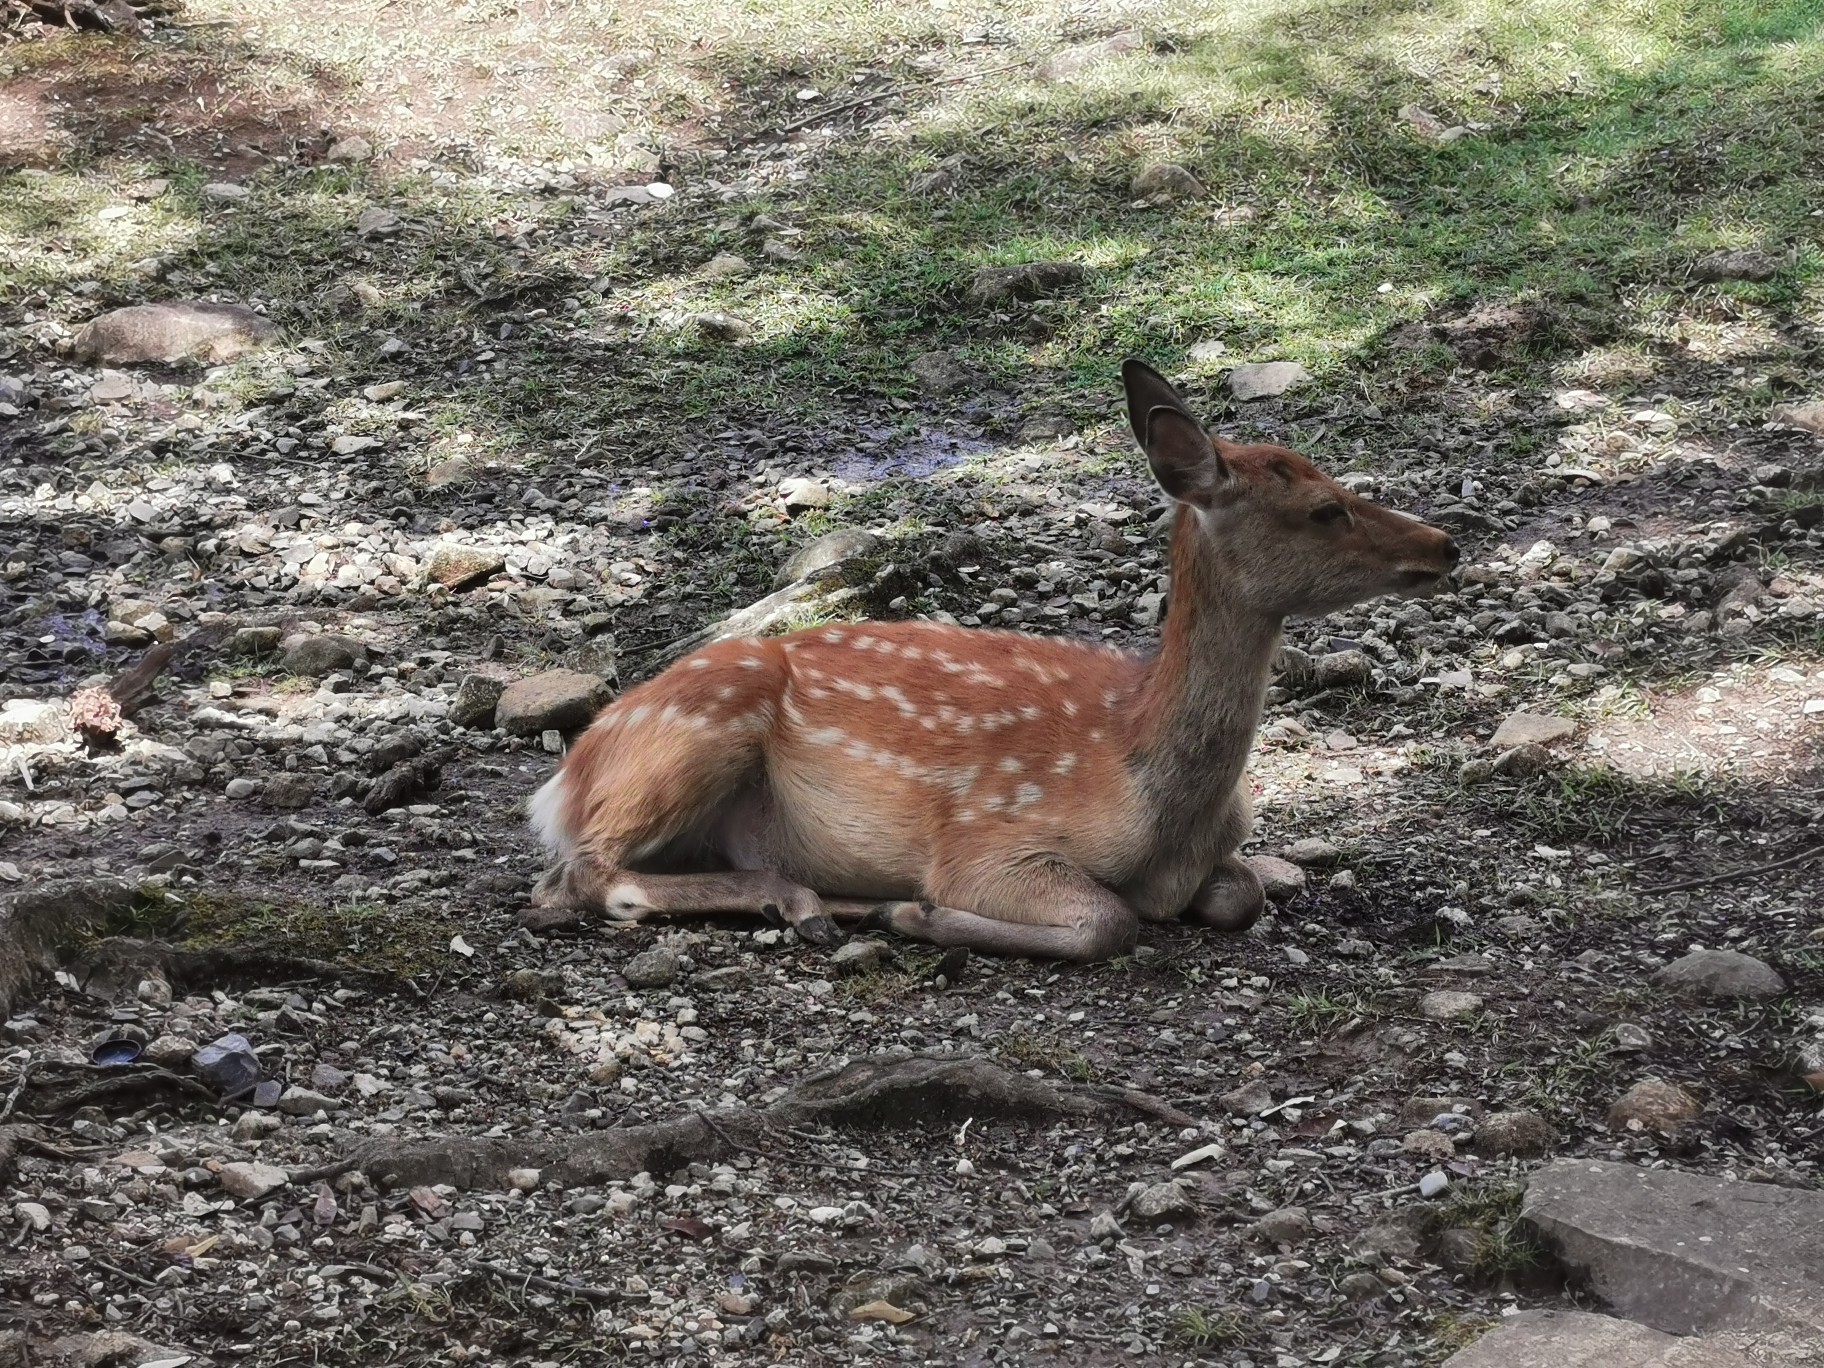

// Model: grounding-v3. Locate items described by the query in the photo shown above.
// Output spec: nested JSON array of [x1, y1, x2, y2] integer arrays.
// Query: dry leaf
[[849, 1300, 915, 1324], [660, 1215, 714, 1240], [449, 934, 475, 957]]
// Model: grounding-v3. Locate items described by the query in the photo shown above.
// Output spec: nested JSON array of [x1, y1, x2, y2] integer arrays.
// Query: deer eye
[[1309, 503, 1350, 526]]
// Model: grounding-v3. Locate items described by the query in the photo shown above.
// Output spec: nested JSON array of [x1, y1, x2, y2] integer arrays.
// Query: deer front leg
[[527, 856, 840, 944], [1187, 856, 1265, 932], [859, 858, 1138, 963]]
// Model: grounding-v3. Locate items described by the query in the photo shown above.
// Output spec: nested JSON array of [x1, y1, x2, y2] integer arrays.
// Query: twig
[[772, 57, 1031, 137], [468, 1259, 616, 1303], [698, 1111, 928, 1179], [91, 1258, 159, 1289], [1635, 843, 1824, 896], [0, 1058, 34, 1121]]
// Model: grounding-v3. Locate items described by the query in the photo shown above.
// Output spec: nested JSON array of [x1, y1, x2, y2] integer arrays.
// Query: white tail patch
[[529, 771, 571, 857]]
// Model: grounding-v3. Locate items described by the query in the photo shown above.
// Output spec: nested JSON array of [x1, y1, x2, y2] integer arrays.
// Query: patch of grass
[[998, 1028, 1098, 1082], [1170, 1307, 1248, 1350], [153, 888, 465, 977], [1434, 1184, 1549, 1278], [1517, 1035, 1611, 1111], [1501, 763, 1712, 846], [1284, 988, 1370, 1033]]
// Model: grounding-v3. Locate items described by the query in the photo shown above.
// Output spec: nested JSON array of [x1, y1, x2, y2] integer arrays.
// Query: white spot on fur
[[807, 726, 846, 746], [740, 657, 765, 670], [717, 686, 736, 700], [528, 771, 570, 857], [981, 794, 1006, 812], [1018, 705, 1042, 721], [998, 757, 1023, 773], [822, 629, 846, 643], [956, 808, 976, 822], [625, 704, 652, 727], [1062, 699, 1080, 717], [688, 658, 711, 670], [1013, 782, 1044, 809], [1053, 752, 1079, 774]]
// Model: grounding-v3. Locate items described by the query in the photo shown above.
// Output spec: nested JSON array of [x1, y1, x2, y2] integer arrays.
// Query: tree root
[[72, 936, 397, 1000], [352, 1054, 1187, 1191]]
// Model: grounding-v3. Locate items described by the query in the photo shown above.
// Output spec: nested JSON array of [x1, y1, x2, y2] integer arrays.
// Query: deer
[[525, 360, 1459, 961]]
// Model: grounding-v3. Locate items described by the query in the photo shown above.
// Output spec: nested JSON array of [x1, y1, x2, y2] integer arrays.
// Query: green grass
[[998, 1028, 1099, 1081], [1494, 763, 1714, 845], [1285, 988, 1372, 1032], [1434, 1184, 1550, 1278], [4, 0, 1821, 469], [1170, 1307, 1249, 1350]]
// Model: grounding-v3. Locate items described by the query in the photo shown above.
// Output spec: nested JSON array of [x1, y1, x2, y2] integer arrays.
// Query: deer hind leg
[[859, 858, 1137, 963], [537, 858, 838, 944], [1187, 855, 1265, 932]]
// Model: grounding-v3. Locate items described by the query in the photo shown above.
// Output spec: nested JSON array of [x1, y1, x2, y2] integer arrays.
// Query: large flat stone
[[1523, 1160, 1824, 1336], [72, 301, 278, 366], [1441, 1310, 1759, 1367]]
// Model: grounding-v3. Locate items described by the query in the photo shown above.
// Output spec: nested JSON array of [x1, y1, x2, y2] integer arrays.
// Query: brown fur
[[527, 361, 1458, 961]]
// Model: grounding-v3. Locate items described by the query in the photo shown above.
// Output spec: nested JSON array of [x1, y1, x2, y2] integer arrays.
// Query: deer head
[[1123, 360, 1460, 620]]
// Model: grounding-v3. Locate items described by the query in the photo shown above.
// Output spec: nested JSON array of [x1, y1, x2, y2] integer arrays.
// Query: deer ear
[[1142, 406, 1231, 507], [1121, 358, 1194, 447]]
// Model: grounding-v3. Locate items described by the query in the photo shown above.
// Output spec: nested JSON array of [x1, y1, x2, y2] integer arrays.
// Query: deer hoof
[[528, 866, 570, 908], [856, 902, 898, 933], [794, 914, 841, 946], [759, 901, 787, 929]]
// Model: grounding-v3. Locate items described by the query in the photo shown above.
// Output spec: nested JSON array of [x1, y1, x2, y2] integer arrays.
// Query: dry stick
[[288, 1158, 361, 1186], [1634, 843, 1824, 896], [91, 1258, 159, 1290], [468, 1258, 617, 1304], [0, 1059, 34, 1122], [772, 57, 1033, 137]]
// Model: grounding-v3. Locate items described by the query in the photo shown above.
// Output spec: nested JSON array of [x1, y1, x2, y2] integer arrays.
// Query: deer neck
[[1130, 505, 1282, 817]]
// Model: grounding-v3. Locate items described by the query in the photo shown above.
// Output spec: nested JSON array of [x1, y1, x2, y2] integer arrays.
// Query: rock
[[1351, 1221, 1420, 1260], [89, 370, 137, 402], [325, 134, 373, 162], [969, 261, 1086, 303], [331, 434, 381, 455], [1492, 741, 1558, 777], [355, 206, 402, 237], [1130, 163, 1205, 200], [909, 350, 972, 394], [277, 1086, 338, 1115], [1522, 1160, 1824, 1335], [1246, 855, 1306, 902], [1610, 1022, 1654, 1052], [1770, 399, 1824, 434], [1418, 990, 1483, 1020], [702, 252, 751, 279], [1220, 1080, 1274, 1116], [1403, 1128, 1455, 1161], [1129, 1180, 1197, 1223], [1017, 412, 1074, 442], [1283, 838, 1342, 867], [1251, 1206, 1311, 1248], [1436, 1227, 1483, 1273], [1188, 338, 1227, 363], [495, 671, 612, 736], [448, 674, 506, 730], [1491, 712, 1575, 747], [0, 698, 70, 745], [14, 1200, 51, 1231], [282, 634, 364, 676], [695, 310, 751, 342], [425, 544, 506, 591], [829, 941, 889, 977], [1228, 361, 1310, 400], [1650, 949, 1785, 1002], [261, 774, 318, 810], [1692, 249, 1781, 282], [508, 1168, 542, 1191], [201, 181, 251, 201], [43, 1331, 211, 1368], [1605, 1078, 1700, 1133], [1475, 1110, 1555, 1157], [218, 1161, 289, 1201], [1037, 28, 1142, 81], [425, 456, 475, 488], [1338, 1271, 1386, 1300], [1314, 649, 1372, 688], [621, 945, 680, 989], [1396, 1095, 1478, 1129], [1441, 1310, 1759, 1368], [72, 302, 278, 366], [778, 477, 834, 510], [230, 625, 281, 656], [777, 529, 879, 588]]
